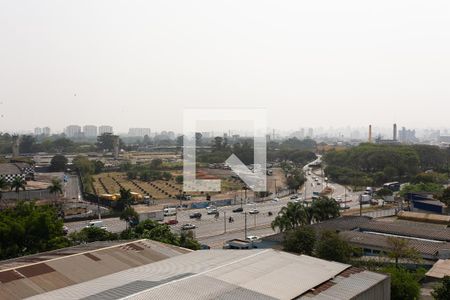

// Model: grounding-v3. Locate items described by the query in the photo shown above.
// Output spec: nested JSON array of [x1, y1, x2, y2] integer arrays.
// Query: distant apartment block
[[128, 128, 151, 137], [99, 125, 113, 135], [34, 127, 42, 135], [64, 125, 82, 137], [83, 125, 98, 137], [42, 127, 51, 136], [398, 127, 417, 143]]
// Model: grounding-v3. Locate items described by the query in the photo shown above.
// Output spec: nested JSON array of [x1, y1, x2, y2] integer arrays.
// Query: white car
[[246, 235, 261, 243], [248, 209, 259, 214], [181, 223, 196, 230], [271, 197, 280, 202]]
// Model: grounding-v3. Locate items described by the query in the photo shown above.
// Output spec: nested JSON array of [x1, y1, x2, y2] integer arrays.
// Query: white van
[[163, 207, 177, 216], [86, 220, 107, 230]]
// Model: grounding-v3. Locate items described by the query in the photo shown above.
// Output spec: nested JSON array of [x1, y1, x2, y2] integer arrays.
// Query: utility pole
[[254, 213, 256, 227], [224, 211, 227, 233], [244, 212, 248, 239], [359, 194, 362, 216]]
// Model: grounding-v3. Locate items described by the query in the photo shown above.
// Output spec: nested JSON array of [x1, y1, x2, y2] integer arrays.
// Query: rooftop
[[24, 249, 388, 300], [426, 259, 450, 279], [0, 239, 190, 300]]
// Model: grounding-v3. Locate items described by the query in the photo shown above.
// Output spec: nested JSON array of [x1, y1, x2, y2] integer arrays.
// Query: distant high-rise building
[[128, 128, 151, 137], [399, 127, 417, 144], [42, 127, 51, 136], [65, 125, 82, 137], [307, 128, 314, 138], [83, 125, 98, 137], [34, 127, 42, 135], [99, 125, 113, 135]]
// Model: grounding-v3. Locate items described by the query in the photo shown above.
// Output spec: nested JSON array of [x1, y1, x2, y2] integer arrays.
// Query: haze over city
[[1, 0, 450, 133]]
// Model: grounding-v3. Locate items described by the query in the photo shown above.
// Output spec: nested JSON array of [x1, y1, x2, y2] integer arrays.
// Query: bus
[[383, 182, 400, 192]]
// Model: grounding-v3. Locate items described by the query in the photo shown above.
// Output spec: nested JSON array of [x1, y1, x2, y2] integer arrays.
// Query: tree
[[150, 158, 163, 169], [382, 267, 421, 300], [0, 201, 68, 259], [115, 188, 132, 212], [48, 178, 63, 206], [175, 175, 183, 184], [162, 172, 172, 181], [0, 177, 10, 208], [50, 154, 68, 172], [315, 230, 352, 263], [69, 227, 118, 244], [386, 237, 421, 267], [271, 202, 309, 232], [283, 226, 316, 255], [10, 176, 26, 200], [431, 276, 450, 300], [96, 133, 121, 151], [310, 197, 340, 223], [120, 207, 139, 227], [439, 187, 450, 207]]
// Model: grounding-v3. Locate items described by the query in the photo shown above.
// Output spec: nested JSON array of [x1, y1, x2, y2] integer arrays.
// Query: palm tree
[[48, 178, 63, 206], [10, 176, 27, 201], [0, 177, 10, 209], [271, 202, 309, 232], [310, 197, 340, 223]]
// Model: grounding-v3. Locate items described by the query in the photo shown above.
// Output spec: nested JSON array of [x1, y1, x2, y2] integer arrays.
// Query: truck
[[163, 207, 177, 216], [138, 210, 164, 222], [360, 194, 372, 204]]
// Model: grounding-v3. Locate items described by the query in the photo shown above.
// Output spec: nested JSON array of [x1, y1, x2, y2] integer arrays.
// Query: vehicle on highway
[[246, 235, 261, 243], [86, 220, 107, 230], [248, 209, 259, 214], [200, 244, 211, 250], [189, 212, 202, 219], [164, 219, 178, 225], [232, 207, 243, 213], [163, 207, 177, 216], [181, 223, 196, 230], [207, 207, 218, 215]]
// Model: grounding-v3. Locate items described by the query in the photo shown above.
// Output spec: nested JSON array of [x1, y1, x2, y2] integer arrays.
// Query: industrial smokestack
[[393, 123, 397, 141], [368, 125, 372, 143], [12, 135, 20, 157], [113, 135, 120, 159]]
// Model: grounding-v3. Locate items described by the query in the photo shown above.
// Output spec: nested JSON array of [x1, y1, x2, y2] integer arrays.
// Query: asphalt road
[[64, 157, 366, 248]]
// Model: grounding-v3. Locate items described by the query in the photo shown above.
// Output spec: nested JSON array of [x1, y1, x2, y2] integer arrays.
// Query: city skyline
[[1, 1, 450, 133]]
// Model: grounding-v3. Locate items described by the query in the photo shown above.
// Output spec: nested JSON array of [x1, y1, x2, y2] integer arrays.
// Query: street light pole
[[224, 211, 226, 233], [244, 212, 247, 239]]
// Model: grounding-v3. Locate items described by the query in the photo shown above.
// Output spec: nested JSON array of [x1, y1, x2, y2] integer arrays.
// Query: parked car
[[181, 223, 196, 230], [248, 209, 259, 215], [271, 197, 280, 202], [290, 195, 299, 200], [62, 225, 69, 235], [165, 219, 178, 225], [189, 212, 202, 219], [232, 207, 243, 213]]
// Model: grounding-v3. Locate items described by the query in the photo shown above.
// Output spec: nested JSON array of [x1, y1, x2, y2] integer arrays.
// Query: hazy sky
[[1, 1, 449, 133]]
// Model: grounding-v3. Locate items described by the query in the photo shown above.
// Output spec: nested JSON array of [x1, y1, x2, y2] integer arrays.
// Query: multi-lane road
[[65, 157, 368, 248]]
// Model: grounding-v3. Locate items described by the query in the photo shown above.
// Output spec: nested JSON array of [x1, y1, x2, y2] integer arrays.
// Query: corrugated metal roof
[[426, 259, 450, 279], [359, 221, 450, 242], [340, 231, 450, 257], [0, 240, 187, 300], [27, 250, 351, 300], [300, 271, 388, 300]]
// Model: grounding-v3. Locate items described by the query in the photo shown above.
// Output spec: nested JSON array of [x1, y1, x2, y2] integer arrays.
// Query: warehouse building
[[0, 240, 390, 300]]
